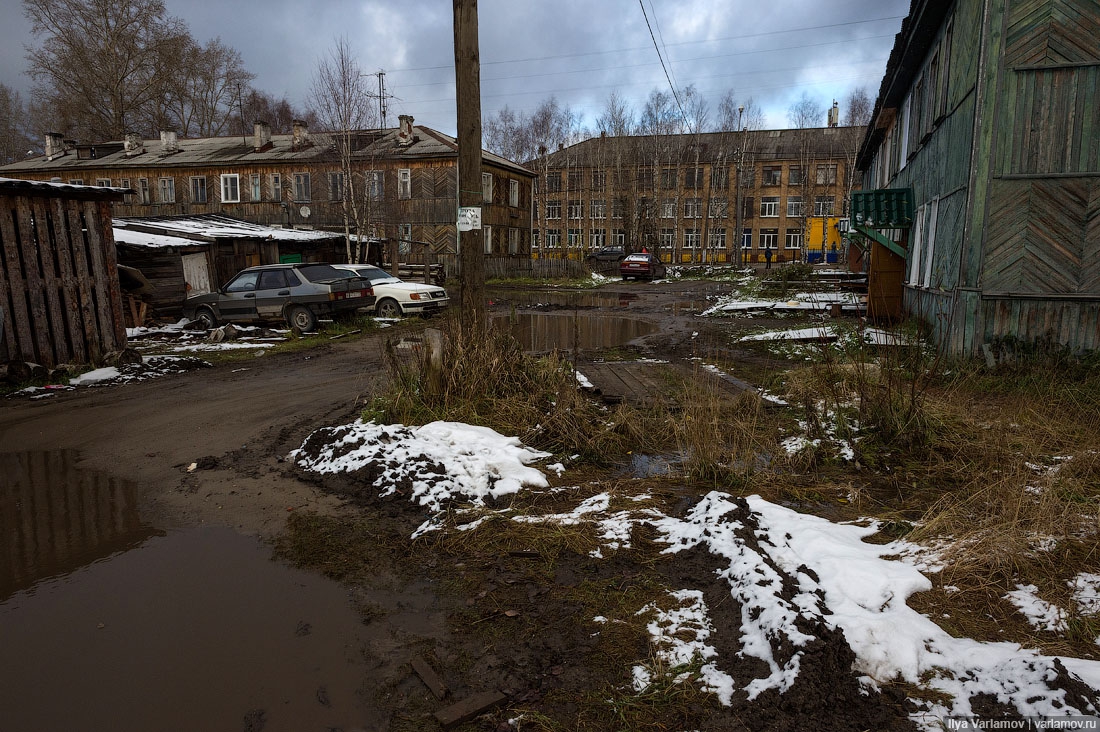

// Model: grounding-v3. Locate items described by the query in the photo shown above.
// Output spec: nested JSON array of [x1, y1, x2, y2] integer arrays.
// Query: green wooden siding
[[1005, 0, 1100, 67]]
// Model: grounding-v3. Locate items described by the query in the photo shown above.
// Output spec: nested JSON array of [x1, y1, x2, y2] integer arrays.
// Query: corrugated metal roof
[[114, 214, 344, 244], [0, 176, 132, 199]]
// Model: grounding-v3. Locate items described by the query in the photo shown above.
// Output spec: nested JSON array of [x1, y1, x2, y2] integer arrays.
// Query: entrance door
[[182, 253, 212, 295]]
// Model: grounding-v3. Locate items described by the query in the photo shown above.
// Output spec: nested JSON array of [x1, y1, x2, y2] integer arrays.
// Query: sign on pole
[[457, 206, 482, 232]]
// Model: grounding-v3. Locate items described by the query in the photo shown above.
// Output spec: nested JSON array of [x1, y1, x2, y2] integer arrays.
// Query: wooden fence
[[0, 179, 129, 368], [434, 254, 590, 280]]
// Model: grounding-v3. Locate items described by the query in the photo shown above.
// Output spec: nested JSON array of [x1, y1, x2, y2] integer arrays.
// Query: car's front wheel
[[375, 298, 402, 319], [195, 306, 217, 330], [286, 305, 318, 332]]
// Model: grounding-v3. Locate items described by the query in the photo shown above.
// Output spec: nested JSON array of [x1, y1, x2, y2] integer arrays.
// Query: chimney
[[397, 115, 414, 146], [124, 132, 144, 156], [45, 132, 65, 160], [253, 121, 272, 151], [292, 120, 309, 149], [828, 100, 839, 128], [160, 130, 179, 154]]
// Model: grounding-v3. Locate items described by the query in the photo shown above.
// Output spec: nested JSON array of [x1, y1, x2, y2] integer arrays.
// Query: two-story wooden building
[[529, 124, 863, 265], [854, 0, 1100, 354], [0, 116, 536, 270]]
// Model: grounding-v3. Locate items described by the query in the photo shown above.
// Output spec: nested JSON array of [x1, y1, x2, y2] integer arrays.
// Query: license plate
[[346, 291, 363, 299]]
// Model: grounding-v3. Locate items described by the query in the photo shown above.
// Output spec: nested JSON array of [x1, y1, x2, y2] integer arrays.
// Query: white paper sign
[[457, 206, 482, 231]]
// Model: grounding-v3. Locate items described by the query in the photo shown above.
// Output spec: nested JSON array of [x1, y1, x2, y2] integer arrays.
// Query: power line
[[639, 0, 686, 121]]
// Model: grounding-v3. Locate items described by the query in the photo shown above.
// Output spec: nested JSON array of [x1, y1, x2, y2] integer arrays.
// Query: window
[[815, 164, 837, 185], [96, 178, 111, 187], [119, 178, 130, 200], [612, 199, 624, 219], [257, 270, 289, 290], [787, 196, 804, 217], [68, 179, 83, 185], [567, 228, 581, 247], [684, 167, 704, 188], [660, 229, 675, 249], [189, 176, 207, 203], [814, 196, 835, 216], [483, 225, 493, 254], [546, 200, 561, 220], [785, 228, 803, 249], [368, 171, 383, 201], [159, 177, 175, 203], [482, 172, 493, 202], [329, 172, 344, 201], [293, 173, 311, 202], [220, 174, 240, 203], [708, 198, 728, 218], [742, 196, 755, 220], [684, 198, 702, 218], [508, 227, 520, 255], [613, 229, 626, 246], [592, 171, 606, 190], [760, 197, 779, 217], [661, 199, 675, 218], [590, 228, 606, 249], [137, 178, 150, 204], [637, 169, 654, 189], [660, 169, 676, 189], [788, 167, 804, 186], [250, 174, 261, 202], [270, 174, 281, 201], [398, 169, 411, 199], [509, 179, 519, 207], [545, 171, 562, 192], [568, 200, 583, 219], [711, 166, 729, 188], [759, 229, 778, 249], [546, 229, 561, 248], [709, 227, 726, 249], [762, 166, 781, 185], [742, 228, 752, 250], [567, 170, 582, 191], [225, 271, 259, 293], [590, 199, 606, 219], [738, 168, 755, 186], [684, 228, 700, 249]]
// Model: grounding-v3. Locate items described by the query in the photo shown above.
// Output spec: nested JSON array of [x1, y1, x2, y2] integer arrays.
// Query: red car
[[620, 253, 667, 281]]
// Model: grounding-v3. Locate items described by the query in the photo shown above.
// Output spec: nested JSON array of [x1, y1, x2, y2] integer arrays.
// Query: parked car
[[331, 264, 450, 318], [183, 263, 374, 331], [585, 246, 625, 263], [620, 252, 667, 281]]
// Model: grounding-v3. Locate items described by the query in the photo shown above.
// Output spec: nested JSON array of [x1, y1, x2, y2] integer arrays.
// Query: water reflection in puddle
[[495, 313, 658, 352], [492, 290, 639, 309], [0, 452, 373, 732]]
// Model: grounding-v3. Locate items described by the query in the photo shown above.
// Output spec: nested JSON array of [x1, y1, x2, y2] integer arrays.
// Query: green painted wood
[[855, 223, 908, 259]]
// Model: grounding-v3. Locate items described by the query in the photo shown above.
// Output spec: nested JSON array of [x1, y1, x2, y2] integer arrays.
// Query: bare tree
[[483, 105, 530, 162], [172, 38, 254, 137], [309, 37, 377, 262], [24, 0, 193, 140], [0, 85, 35, 164], [596, 91, 635, 136], [681, 84, 710, 135], [787, 91, 824, 130], [232, 89, 315, 135], [843, 87, 873, 127]]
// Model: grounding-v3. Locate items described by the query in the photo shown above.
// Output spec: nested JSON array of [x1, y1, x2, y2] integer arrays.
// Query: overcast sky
[[1, 0, 909, 138]]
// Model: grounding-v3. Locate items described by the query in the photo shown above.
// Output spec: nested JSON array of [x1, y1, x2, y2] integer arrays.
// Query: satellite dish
[[299, 205, 311, 218]]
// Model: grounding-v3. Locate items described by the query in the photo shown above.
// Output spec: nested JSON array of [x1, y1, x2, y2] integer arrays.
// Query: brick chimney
[[124, 132, 144, 156], [253, 121, 272, 151], [292, 120, 309, 149], [397, 115, 414, 146], [45, 132, 65, 160], [160, 130, 179, 154]]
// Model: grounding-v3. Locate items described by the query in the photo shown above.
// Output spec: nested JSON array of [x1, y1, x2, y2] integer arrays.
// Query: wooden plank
[[49, 197, 87, 364], [410, 656, 448, 700], [65, 200, 103, 362], [433, 691, 507, 729], [95, 200, 127, 347], [14, 197, 54, 365], [81, 200, 122, 353], [31, 197, 72, 365]]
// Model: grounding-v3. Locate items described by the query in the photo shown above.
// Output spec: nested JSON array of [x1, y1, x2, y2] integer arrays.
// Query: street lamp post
[[733, 105, 744, 268]]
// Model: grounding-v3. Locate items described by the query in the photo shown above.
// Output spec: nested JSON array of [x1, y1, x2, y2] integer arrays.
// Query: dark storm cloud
[[1, 0, 909, 136]]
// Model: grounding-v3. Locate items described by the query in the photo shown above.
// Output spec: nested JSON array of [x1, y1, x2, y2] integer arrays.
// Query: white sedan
[[332, 264, 449, 318]]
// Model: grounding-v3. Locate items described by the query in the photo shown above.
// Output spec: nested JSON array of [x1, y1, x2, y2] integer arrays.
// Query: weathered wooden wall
[[0, 191, 128, 367]]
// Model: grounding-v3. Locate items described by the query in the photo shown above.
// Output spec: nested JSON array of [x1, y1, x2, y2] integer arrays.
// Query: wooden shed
[[0, 177, 129, 368]]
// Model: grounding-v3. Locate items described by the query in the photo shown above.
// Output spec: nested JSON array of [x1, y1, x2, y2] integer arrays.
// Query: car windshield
[[297, 264, 348, 283], [624, 254, 650, 262], [348, 266, 402, 284]]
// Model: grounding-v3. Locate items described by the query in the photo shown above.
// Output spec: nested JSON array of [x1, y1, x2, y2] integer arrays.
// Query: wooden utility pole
[[453, 0, 485, 339]]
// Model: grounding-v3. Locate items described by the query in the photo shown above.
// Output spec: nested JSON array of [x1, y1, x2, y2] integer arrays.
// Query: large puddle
[[495, 313, 658, 352], [0, 451, 379, 732], [490, 290, 640, 309]]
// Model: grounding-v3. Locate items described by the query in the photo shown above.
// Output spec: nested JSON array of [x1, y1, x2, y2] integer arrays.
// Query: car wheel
[[195, 306, 217, 330], [286, 305, 318, 332], [375, 298, 402, 319]]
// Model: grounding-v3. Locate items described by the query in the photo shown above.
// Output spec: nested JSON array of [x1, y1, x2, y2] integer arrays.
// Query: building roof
[[856, 0, 953, 170], [113, 214, 344, 248], [531, 126, 864, 168], [1, 124, 534, 178], [0, 176, 131, 200]]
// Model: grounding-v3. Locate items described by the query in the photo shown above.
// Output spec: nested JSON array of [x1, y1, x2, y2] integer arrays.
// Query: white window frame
[[590, 199, 606, 220], [220, 174, 240, 203], [908, 204, 926, 286], [684, 228, 700, 249], [137, 178, 150, 204], [508, 227, 520, 255], [568, 200, 583, 219], [709, 227, 726, 249], [270, 174, 281, 201], [398, 223, 412, 255], [250, 174, 261, 202], [482, 172, 493, 203], [398, 168, 411, 200], [567, 228, 581, 248], [708, 198, 728, 218], [785, 228, 803, 249], [612, 229, 626, 246], [483, 225, 493, 254], [159, 177, 175, 203], [760, 197, 779, 217], [95, 178, 111, 187], [368, 170, 383, 201], [329, 172, 345, 201], [922, 198, 939, 287], [759, 230, 778, 249], [787, 197, 803, 217], [546, 200, 561, 220], [590, 228, 606, 249], [661, 199, 675, 218], [546, 229, 561, 248], [684, 198, 702, 218], [814, 196, 835, 217], [509, 179, 519, 207], [293, 172, 311, 202], [660, 228, 675, 249]]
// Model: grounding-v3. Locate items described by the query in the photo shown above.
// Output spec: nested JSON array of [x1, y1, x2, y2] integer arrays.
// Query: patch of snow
[[1071, 574, 1100, 616], [68, 366, 121, 385], [1004, 585, 1068, 632], [739, 327, 838, 343]]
